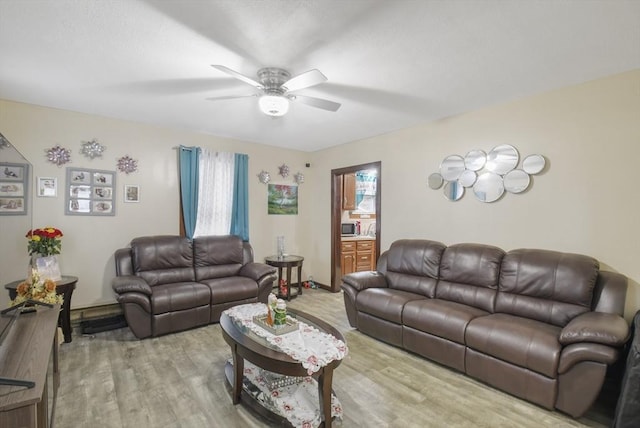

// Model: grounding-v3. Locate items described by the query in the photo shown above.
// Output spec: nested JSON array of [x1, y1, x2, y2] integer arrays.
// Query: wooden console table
[[0, 305, 60, 428], [5, 275, 77, 343]]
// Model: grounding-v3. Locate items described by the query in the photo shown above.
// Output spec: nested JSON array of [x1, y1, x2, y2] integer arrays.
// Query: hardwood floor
[[55, 289, 616, 427]]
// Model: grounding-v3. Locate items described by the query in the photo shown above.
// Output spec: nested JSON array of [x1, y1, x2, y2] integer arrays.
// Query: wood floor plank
[[54, 288, 615, 427]]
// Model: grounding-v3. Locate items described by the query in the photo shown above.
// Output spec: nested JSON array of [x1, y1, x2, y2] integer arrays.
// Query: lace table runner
[[223, 303, 348, 375], [237, 359, 344, 428]]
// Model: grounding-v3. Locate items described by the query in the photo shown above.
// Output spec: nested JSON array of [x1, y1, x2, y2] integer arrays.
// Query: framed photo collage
[[65, 167, 116, 216], [0, 162, 29, 215]]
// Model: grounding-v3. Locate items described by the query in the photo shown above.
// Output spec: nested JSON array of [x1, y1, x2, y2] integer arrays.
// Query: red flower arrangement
[[26, 227, 63, 256]]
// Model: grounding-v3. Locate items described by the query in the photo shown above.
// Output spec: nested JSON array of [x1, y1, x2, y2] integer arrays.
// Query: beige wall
[[1, 69, 639, 321], [307, 69, 640, 321], [0, 100, 309, 309]]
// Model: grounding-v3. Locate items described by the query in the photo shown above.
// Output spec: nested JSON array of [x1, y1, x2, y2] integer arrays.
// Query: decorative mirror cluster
[[428, 145, 546, 202]]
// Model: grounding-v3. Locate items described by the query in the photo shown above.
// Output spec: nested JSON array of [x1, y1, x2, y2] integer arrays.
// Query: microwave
[[341, 222, 357, 236]]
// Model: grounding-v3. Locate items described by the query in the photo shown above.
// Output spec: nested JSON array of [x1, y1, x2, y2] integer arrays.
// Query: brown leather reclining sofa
[[342, 239, 630, 417], [112, 235, 277, 339]]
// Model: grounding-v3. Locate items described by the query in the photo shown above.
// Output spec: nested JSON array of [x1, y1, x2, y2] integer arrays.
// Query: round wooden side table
[[264, 255, 304, 301], [5, 275, 78, 343]]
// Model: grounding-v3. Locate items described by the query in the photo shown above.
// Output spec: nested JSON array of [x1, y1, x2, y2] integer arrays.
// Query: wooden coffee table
[[220, 308, 344, 428]]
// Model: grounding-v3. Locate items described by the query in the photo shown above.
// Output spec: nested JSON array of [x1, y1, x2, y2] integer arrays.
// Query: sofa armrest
[[558, 342, 620, 373], [559, 311, 630, 347], [342, 271, 388, 291], [240, 262, 277, 282], [112, 275, 152, 296]]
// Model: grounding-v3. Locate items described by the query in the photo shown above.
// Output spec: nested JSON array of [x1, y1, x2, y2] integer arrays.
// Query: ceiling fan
[[208, 65, 341, 117]]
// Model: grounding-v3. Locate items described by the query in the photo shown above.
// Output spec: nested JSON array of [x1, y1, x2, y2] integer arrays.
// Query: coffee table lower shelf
[[224, 361, 340, 428], [224, 361, 293, 426]]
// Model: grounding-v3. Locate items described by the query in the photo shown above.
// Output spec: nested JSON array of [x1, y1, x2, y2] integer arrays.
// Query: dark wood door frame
[[330, 161, 381, 292]]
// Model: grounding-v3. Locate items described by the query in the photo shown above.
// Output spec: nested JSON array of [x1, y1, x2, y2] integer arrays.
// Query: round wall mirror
[[443, 181, 464, 201], [485, 144, 519, 175], [473, 172, 504, 203], [428, 172, 444, 189], [464, 150, 486, 171], [458, 169, 477, 187], [522, 154, 546, 174], [440, 155, 465, 181], [503, 169, 530, 193]]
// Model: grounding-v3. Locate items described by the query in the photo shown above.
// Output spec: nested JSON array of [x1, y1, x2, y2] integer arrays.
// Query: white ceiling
[[0, 1, 638, 152]]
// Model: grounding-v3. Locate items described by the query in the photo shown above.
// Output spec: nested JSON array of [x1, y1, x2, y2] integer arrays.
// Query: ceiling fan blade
[[282, 69, 327, 92], [206, 94, 258, 101], [211, 65, 263, 89], [290, 94, 341, 112]]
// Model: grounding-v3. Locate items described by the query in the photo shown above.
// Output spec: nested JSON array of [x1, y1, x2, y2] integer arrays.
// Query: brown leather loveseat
[[112, 235, 277, 339], [342, 239, 630, 417]]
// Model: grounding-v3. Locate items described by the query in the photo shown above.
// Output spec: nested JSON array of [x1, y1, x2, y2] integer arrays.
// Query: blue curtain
[[231, 153, 249, 241], [179, 146, 200, 239]]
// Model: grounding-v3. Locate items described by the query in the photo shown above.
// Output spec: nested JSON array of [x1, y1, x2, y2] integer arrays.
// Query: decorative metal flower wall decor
[[257, 170, 271, 184], [0, 132, 10, 149], [278, 163, 290, 179], [116, 155, 138, 174], [80, 139, 106, 159], [293, 172, 305, 184], [46, 145, 72, 166]]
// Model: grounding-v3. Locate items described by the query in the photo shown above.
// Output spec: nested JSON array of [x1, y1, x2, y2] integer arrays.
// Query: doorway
[[330, 161, 381, 291]]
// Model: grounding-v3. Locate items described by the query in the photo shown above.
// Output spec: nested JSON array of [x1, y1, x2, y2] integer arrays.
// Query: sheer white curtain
[[193, 149, 235, 237]]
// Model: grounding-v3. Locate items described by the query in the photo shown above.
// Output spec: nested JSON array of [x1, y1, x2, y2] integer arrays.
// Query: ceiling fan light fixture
[[259, 95, 289, 117]]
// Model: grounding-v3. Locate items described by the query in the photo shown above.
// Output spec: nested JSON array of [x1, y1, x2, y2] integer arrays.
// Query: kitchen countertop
[[341, 236, 376, 242]]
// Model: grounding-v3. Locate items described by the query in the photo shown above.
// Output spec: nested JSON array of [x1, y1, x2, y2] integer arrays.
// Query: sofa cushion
[[465, 313, 562, 378], [131, 236, 195, 286], [357, 288, 426, 324], [403, 299, 489, 344], [193, 235, 244, 280], [201, 276, 259, 303], [437, 243, 505, 312], [385, 239, 446, 297], [150, 282, 210, 315], [496, 249, 599, 327]]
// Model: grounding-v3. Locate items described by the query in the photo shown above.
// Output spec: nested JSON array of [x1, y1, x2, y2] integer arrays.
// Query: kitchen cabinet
[[341, 239, 375, 275], [340, 241, 357, 275], [342, 173, 356, 210], [356, 240, 375, 271]]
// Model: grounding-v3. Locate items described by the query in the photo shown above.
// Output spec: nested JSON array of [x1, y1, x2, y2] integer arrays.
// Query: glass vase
[[277, 236, 285, 259]]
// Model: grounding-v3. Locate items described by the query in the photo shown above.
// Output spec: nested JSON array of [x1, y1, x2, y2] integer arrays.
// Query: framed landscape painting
[[268, 184, 298, 215]]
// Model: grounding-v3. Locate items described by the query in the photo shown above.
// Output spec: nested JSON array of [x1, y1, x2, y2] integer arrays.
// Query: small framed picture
[[37, 177, 57, 197], [1, 164, 25, 181], [69, 169, 90, 184], [124, 184, 140, 203]]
